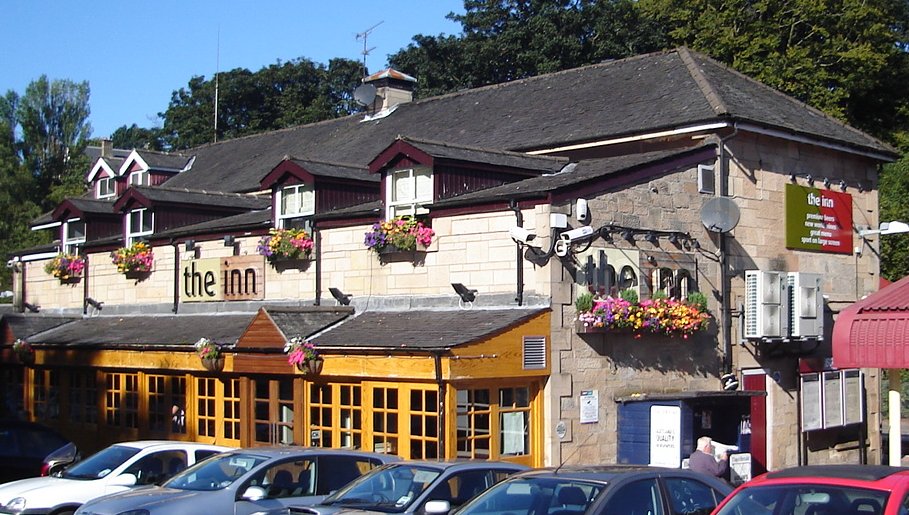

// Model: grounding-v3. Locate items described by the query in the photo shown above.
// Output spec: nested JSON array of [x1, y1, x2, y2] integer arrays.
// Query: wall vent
[[523, 336, 546, 369]]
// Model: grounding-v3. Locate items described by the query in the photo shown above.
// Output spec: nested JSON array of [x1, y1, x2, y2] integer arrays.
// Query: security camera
[[559, 226, 595, 243], [509, 226, 537, 245]]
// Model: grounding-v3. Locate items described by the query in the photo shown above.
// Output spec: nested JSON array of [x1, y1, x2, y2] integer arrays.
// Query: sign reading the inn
[[785, 184, 853, 254], [182, 256, 264, 301]]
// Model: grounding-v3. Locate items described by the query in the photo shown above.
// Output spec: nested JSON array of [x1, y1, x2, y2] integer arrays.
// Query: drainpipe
[[82, 254, 90, 315], [510, 200, 524, 306], [433, 350, 446, 457], [314, 228, 322, 306], [715, 128, 738, 376], [172, 242, 180, 314]]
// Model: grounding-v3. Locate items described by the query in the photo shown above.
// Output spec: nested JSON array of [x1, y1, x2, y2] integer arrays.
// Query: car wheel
[[52, 509, 75, 515]]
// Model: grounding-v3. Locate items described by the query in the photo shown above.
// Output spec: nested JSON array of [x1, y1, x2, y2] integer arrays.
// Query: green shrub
[[619, 288, 638, 304], [687, 291, 709, 312], [575, 291, 594, 312]]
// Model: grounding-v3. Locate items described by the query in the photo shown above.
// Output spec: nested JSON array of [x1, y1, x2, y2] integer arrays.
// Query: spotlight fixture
[[789, 173, 797, 182], [823, 177, 831, 189], [223, 235, 236, 247], [644, 231, 658, 244], [839, 179, 847, 191], [184, 240, 196, 252], [805, 174, 814, 185], [620, 229, 634, 242], [328, 287, 352, 306], [667, 233, 680, 246], [451, 283, 477, 303]]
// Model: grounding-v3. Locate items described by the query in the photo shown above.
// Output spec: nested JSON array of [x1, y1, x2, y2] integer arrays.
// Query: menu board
[[823, 371, 843, 428], [843, 370, 864, 425], [801, 373, 822, 431]]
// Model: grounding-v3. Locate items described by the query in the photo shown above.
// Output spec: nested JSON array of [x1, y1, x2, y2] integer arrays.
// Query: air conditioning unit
[[744, 271, 789, 339], [788, 272, 824, 340]]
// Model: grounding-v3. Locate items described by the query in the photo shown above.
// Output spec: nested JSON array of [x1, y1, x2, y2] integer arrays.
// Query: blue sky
[[1, 1, 463, 138]]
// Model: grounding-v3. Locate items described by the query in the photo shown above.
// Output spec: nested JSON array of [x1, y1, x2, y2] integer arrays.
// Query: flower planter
[[201, 356, 225, 372], [124, 269, 151, 280], [269, 256, 311, 272], [296, 357, 324, 375], [16, 351, 35, 365], [60, 275, 82, 285]]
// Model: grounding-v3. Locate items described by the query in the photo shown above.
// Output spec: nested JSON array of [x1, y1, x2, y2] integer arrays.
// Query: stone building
[[2, 48, 896, 473]]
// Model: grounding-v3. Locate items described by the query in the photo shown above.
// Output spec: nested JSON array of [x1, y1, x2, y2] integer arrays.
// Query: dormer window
[[97, 177, 116, 199], [129, 170, 149, 187], [388, 167, 432, 218], [277, 183, 314, 228], [63, 219, 86, 255], [126, 208, 153, 244]]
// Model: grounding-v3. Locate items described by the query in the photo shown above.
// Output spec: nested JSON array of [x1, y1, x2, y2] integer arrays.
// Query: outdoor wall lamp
[[85, 297, 104, 310], [452, 283, 477, 303], [329, 287, 352, 306], [185, 240, 196, 252], [223, 235, 235, 246], [23, 302, 40, 313]]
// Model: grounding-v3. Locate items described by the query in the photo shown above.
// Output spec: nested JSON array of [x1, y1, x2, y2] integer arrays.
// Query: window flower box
[[12, 338, 34, 364], [44, 253, 85, 282], [575, 291, 711, 339], [364, 216, 434, 255], [285, 337, 323, 375], [111, 241, 154, 275], [257, 227, 314, 264], [195, 337, 225, 372]]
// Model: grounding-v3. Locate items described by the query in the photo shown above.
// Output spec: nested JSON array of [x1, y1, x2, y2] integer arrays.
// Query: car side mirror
[[425, 500, 451, 514], [109, 473, 138, 487], [242, 485, 268, 502]]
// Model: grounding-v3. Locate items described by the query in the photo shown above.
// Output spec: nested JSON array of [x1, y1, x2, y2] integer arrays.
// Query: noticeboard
[[801, 373, 822, 431]]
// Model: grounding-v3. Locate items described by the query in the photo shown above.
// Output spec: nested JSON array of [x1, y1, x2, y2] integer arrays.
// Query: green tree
[[160, 57, 364, 150], [16, 75, 92, 210], [879, 157, 909, 281], [110, 123, 164, 151]]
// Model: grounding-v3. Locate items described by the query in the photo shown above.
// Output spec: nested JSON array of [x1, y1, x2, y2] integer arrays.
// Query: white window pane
[[281, 187, 299, 215], [299, 187, 314, 214], [415, 169, 432, 200], [393, 170, 414, 202]]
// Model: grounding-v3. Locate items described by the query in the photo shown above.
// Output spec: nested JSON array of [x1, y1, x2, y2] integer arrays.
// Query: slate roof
[[1, 314, 79, 343], [134, 150, 193, 171], [385, 137, 568, 173], [55, 197, 117, 216], [85, 146, 131, 162], [281, 158, 376, 183], [260, 306, 355, 342], [126, 186, 270, 210], [154, 209, 272, 239], [429, 144, 715, 207], [162, 48, 895, 195], [31, 314, 255, 347], [310, 308, 548, 350]]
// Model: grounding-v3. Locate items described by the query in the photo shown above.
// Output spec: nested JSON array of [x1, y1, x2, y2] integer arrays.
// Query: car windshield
[[61, 445, 140, 480], [320, 464, 443, 512], [455, 477, 605, 515], [715, 484, 889, 515], [163, 452, 269, 491]]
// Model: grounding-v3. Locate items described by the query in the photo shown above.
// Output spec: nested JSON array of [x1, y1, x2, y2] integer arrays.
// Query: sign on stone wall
[[182, 256, 265, 302], [650, 405, 681, 467], [785, 183, 853, 254]]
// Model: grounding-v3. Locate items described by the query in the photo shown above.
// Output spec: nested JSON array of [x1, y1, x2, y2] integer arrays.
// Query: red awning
[[833, 274, 909, 368]]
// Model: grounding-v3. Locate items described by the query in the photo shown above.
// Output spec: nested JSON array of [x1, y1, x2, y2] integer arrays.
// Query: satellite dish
[[700, 196, 741, 233], [353, 84, 377, 106]]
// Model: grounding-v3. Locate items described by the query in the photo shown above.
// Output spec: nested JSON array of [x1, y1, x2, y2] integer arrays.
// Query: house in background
[[2, 48, 896, 472]]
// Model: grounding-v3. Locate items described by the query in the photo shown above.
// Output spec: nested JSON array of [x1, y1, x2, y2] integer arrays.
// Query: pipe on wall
[[510, 200, 524, 306]]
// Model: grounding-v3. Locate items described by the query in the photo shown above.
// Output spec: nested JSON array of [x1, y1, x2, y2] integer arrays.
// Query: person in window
[[171, 404, 185, 433], [688, 436, 728, 478]]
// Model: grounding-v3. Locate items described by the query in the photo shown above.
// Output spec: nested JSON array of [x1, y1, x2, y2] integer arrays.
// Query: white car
[[0, 440, 230, 515]]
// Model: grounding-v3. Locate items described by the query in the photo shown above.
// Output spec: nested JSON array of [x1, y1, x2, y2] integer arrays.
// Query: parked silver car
[[289, 460, 528, 515], [74, 446, 399, 515]]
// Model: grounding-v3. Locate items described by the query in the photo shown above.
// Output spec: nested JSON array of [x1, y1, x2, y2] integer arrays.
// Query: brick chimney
[[101, 139, 113, 158], [363, 68, 417, 110]]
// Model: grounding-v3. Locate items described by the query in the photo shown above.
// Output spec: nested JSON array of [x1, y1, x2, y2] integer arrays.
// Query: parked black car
[[437, 465, 734, 515], [0, 420, 76, 483]]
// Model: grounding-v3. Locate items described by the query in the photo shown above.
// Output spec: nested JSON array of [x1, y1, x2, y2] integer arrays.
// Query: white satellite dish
[[700, 197, 740, 233], [353, 83, 377, 106]]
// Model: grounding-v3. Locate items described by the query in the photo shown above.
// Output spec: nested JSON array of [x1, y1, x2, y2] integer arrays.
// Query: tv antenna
[[356, 21, 383, 76]]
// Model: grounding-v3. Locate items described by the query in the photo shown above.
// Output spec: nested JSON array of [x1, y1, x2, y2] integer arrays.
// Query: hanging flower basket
[[285, 336, 322, 375], [195, 338, 224, 372], [364, 216, 434, 255], [12, 339, 34, 364], [257, 228, 314, 263], [575, 291, 711, 339], [111, 241, 154, 275], [44, 253, 85, 282]]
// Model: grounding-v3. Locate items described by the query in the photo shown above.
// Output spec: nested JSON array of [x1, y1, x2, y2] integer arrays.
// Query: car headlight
[[117, 510, 150, 515], [6, 497, 26, 513]]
